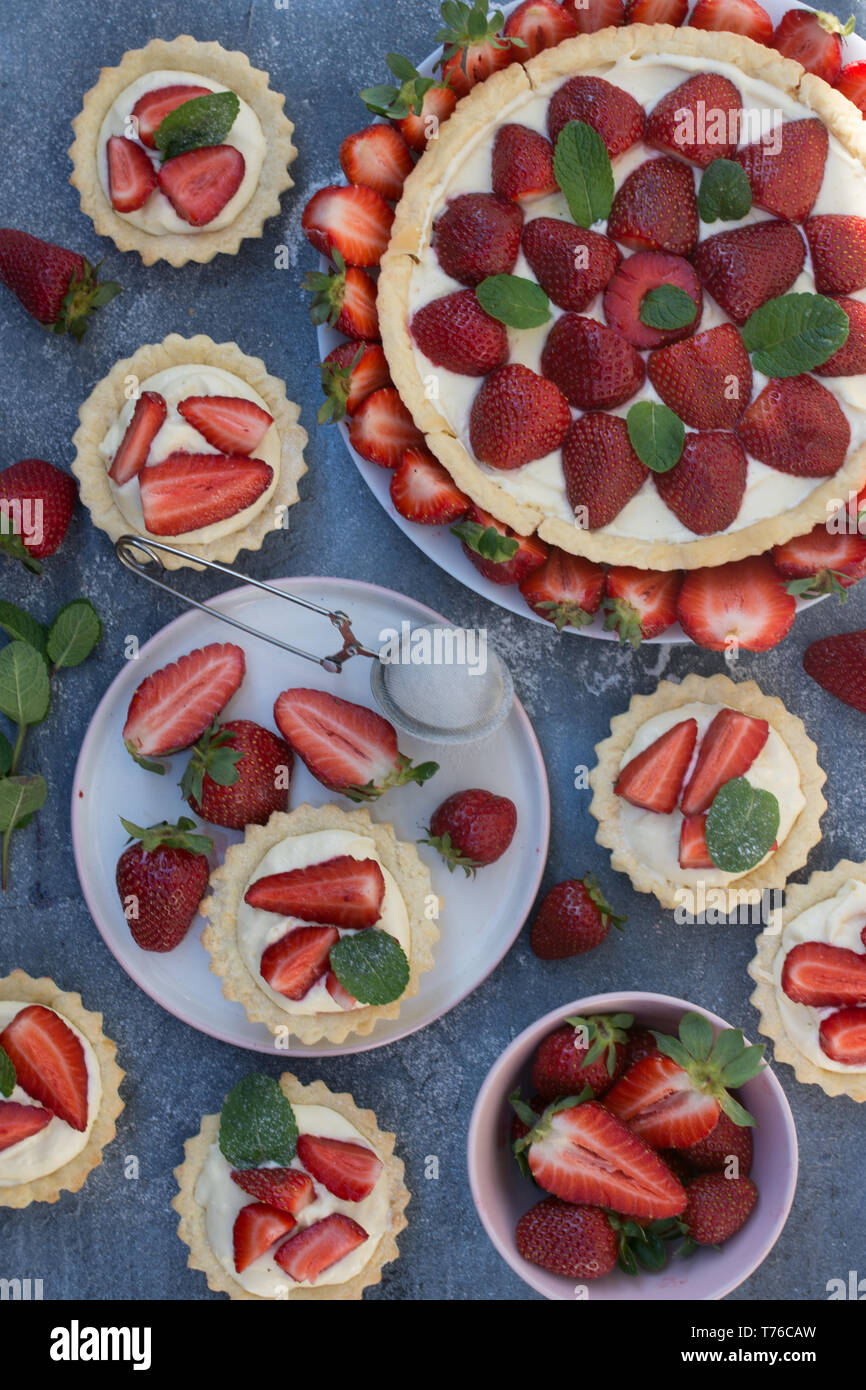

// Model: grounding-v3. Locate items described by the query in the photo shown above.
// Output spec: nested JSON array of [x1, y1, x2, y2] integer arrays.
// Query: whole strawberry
[[531, 1012, 633, 1100], [181, 719, 294, 830], [0, 229, 120, 339], [115, 817, 212, 953], [682, 1173, 758, 1245], [803, 629, 866, 713], [516, 1198, 618, 1280], [623, 1026, 661, 1070], [0, 459, 76, 569], [679, 1109, 753, 1175], [422, 788, 517, 873], [530, 874, 625, 958]]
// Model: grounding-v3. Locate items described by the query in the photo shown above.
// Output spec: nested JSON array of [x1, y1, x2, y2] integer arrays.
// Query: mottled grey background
[[1, 0, 864, 1301]]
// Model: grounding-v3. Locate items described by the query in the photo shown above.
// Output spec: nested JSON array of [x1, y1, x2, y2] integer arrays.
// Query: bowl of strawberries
[[467, 992, 797, 1300]]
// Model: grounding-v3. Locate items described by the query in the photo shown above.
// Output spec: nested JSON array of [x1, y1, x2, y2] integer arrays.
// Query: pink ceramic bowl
[[467, 992, 798, 1301]]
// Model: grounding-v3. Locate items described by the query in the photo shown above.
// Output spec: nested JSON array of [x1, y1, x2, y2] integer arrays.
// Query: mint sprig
[[553, 120, 614, 229], [330, 930, 410, 1005], [626, 401, 684, 474], [154, 91, 240, 161], [697, 159, 752, 224], [705, 776, 780, 875], [639, 285, 697, 332], [219, 1074, 299, 1170], [0, 1044, 15, 1098], [742, 293, 849, 377], [451, 519, 518, 562]]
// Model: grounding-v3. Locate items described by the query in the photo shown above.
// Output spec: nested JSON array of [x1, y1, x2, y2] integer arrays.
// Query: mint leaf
[[155, 91, 240, 161], [626, 401, 684, 473], [0, 641, 50, 726], [0, 1044, 14, 1097], [553, 120, 614, 229], [219, 1074, 298, 1169], [451, 519, 518, 562], [639, 285, 697, 332], [0, 775, 48, 832], [698, 158, 752, 224], [47, 599, 102, 668], [0, 602, 47, 660], [330, 930, 410, 1005], [705, 777, 780, 874], [0, 732, 11, 778], [742, 293, 849, 377], [476, 274, 551, 329]]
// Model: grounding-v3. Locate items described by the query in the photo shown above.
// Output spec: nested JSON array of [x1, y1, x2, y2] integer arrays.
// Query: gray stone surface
[[1, 0, 864, 1302]]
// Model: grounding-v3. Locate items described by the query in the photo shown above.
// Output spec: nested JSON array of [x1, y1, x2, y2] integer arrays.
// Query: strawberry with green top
[[530, 1012, 633, 1098], [602, 566, 682, 647], [422, 787, 517, 873], [304, 252, 380, 341], [772, 524, 866, 601], [771, 9, 854, 83], [181, 718, 293, 830], [436, 0, 523, 97], [453, 505, 548, 585], [0, 458, 77, 569], [503, 0, 578, 57], [519, 549, 605, 632], [529, 878, 625, 959], [0, 229, 121, 340], [319, 342, 392, 425], [115, 817, 213, 953], [360, 53, 457, 154]]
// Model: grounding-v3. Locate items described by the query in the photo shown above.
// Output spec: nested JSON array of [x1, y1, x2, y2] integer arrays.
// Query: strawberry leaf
[[476, 274, 551, 329], [0, 1044, 14, 1097], [705, 776, 779, 874], [0, 641, 50, 726], [627, 401, 684, 474], [46, 599, 102, 669], [718, 1043, 766, 1089], [451, 519, 518, 561], [330, 930, 410, 1005], [120, 815, 213, 857], [154, 91, 240, 161], [219, 1074, 298, 1169], [639, 285, 697, 332], [697, 158, 752, 224], [678, 1011, 714, 1063], [742, 292, 849, 377], [553, 120, 614, 229]]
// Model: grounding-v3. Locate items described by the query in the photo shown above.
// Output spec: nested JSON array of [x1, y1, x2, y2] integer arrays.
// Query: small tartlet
[[71, 332, 308, 570], [172, 1072, 410, 1300], [201, 803, 439, 1045], [588, 672, 827, 913], [0, 970, 125, 1208], [748, 858, 866, 1102], [69, 36, 297, 266]]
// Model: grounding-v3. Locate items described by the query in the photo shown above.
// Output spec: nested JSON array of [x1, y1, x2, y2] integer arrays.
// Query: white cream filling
[[616, 701, 805, 888], [236, 829, 412, 1016], [774, 877, 866, 1074], [96, 69, 266, 235], [195, 1102, 389, 1296], [99, 362, 281, 544], [0, 1001, 101, 1187], [408, 52, 866, 541]]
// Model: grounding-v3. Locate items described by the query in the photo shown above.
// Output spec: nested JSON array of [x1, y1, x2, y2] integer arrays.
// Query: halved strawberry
[[814, 297, 866, 375], [614, 717, 698, 814], [411, 288, 508, 376], [646, 73, 742, 167], [688, 0, 773, 43], [438, 1, 518, 96], [604, 1054, 720, 1148], [305, 254, 380, 341], [389, 447, 470, 525], [654, 431, 748, 536], [835, 59, 866, 114], [273, 687, 438, 799], [320, 342, 391, 424], [541, 315, 645, 410], [680, 708, 770, 816], [339, 123, 413, 201], [233, 1203, 296, 1274], [504, 0, 579, 56], [562, 411, 647, 528], [625, 0, 688, 20], [454, 505, 549, 586], [819, 1007, 866, 1065], [108, 390, 167, 485], [679, 813, 713, 870], [157, 145, 245, 227], [297, 1134, 384, 1202], [245, 855, 386, 928], [230, 1166, 315, 1214], [519, 548, 605, 630], [602, 566, 682, 646], [470, 363, 572, 468], [603, 250, 702, 351], [259, 925, 340, 1001], [563, 0, 625, 31], [177, 395, 273, 455], [106, 136, 157, 213], [781, 940, 866, 1006], [491, 124, 557, 203], [0, 1101, 52, 1152], [433, 192, 523, 287], [734, 118, 827, 223], [131, 83, 211, 148], [274, 1213, 368, 1284], [397, 84, 458, 153], [803, 215, 866, 295], [772, 523, 866, 598], [648, 324, 752, 430], [522, 217, 621, 313], [325, 971, 358, 1010], [771, 9, 853, 83], [301, 184, 394, 267], [122, 642, 245, 765], [0, 1005, 88, 1132], [139, 452, 273, 535], [692, 221, 805, 325], [676, 556, 797, 652], [735, 376, 850, 477], [547, 75, 645, 155], [608, 156, 698, 256], [348, 386, 425, 468]]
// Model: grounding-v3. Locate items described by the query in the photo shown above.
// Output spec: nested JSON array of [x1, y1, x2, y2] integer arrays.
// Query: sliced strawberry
[[0, 1005, 88, 1132], [607, 156, 699, 256], [0, 1100, 53, 1152], [230, 1166, 315, 1214], [680, 708, 770, 816], [819, 1007, 866, 1065], [454, 504, 549, 586], [439, 5, 517, 98], [614, 717, 698, 814], [679, 813, 713, 870], [233, 1203, 296, 1274], [339, 123, 413, 201], [396, 84, 458, 154], [274, 1213, 368, 1284], [803, 215, 866, 295], [625, 0, 688, 20], [772, 523, 866, 596], [157, 145, 245, 227], [259, 925, 340, 1001], [563, 0, 625, 31], [301, 184, 394, 267], [736, 376, 850, 477], [772, 9, 852, 83], [411, 288, 508, 376], [563, 412, 647, 528], [804, 629, 866, 713], [781, 940, 866, 1006], [547, 75, 645, 156], [491, 124, 557, 203], [470, 363, 572, 469], [519, 548, 605, 630], [522, 217, 620, 313], [325, 970, 358, 1010], [676, 556, 797, 652], [647, 324, 752, 431], [297, 1134, 384, 1202], [106, 135, 157, 213], [692, 220, 805, 325], [655, 431, 748, 535], [814, 297, 866, 375], [108, 390, 167, 485], [131, 84, 211, 148], [122, 642, 245, 763], [835, 59, 866, 115], [541, 315, 645, 410], [604, 1055, 719, 1149], [176, 396, 273, 455], [305, 255, 380, 340], [138, 452, 273, 535], [245, 855, 386, 928], [688, 0, 773, 43], [646, 73, 742, 167], [602, 566, 682, 645], [348, 386, 425, 469], [603, 250, 702, 350], [503, 0, 579, 56], [433, 192, 523, 287], [389, 447, 470, 525], [321, 342, 391, 423], [734, 118, 827, 223]]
